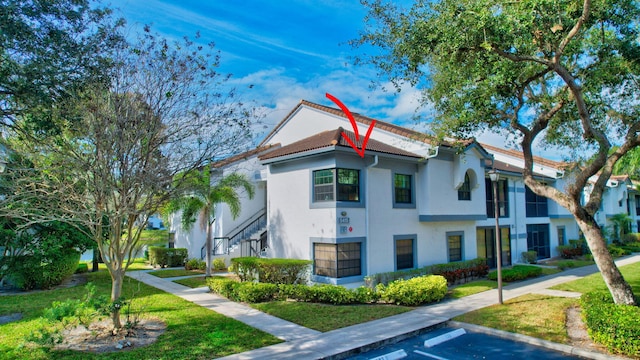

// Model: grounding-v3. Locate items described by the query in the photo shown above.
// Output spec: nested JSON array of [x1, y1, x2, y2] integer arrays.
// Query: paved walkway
[[127, 255, 640, 360]]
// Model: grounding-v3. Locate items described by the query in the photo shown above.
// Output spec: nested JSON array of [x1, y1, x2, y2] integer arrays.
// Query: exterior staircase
[[201, 209, 267, 260]]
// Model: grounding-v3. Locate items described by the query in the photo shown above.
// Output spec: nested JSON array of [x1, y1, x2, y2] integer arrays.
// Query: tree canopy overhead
[[355, 0, 640, 305], [0, 0, 124, 132]]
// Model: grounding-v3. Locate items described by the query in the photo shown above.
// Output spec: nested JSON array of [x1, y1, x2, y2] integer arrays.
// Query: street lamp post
[[488, 169, 503, 304]]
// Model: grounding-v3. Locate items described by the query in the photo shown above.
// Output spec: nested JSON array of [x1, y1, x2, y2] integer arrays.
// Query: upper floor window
[[458, 172, 471, 200], [525, 186, 548, 217], [313, 168, 360, 202], [394, 173, 413, 206], [486, 178, 509, 218]]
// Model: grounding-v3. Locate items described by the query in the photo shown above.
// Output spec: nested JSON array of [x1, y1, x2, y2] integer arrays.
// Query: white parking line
[[423, 328, 467, 348], [368, 349, 408, 360], [413, 350, 450, 360]]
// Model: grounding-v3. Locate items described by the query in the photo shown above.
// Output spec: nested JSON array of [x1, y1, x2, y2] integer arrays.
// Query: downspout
[[365, 155, 379, 280]]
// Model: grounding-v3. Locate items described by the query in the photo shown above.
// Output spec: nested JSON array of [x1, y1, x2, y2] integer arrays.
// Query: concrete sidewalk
[[129, 255, 640, 360], [125, 271, 321, 342]]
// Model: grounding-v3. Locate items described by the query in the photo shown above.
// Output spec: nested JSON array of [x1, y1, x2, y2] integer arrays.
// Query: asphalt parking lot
[[346, 326, 585, 360]]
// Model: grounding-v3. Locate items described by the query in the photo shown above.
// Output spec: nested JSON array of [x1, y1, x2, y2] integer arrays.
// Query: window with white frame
[[313, 168, 360, 202]]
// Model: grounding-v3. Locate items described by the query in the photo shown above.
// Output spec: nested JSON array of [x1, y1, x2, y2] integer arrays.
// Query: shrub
[[230, 257, 259, 282], [256, 258, 311, 284], [521, 251, 538, 263], [231, 257, 311, 284], [608, 244, 631, 257], [234, 282, 279, 303], [185, 258, 206, 271], [149, 247, 188, 268], [431, 259, 489, 285], [376, 275, 447, 306], [213, 258, 226, 271], [620, 233, 640, 244], [75, 263, 89, 274], [7, 250, 80, 290], [207, 276, 240, 300], [353, 286, 380, 304], [365, 258, 488, 288], [619, 241, 640, 253], [487, 265, 542, 282], [581, 291, 640, 357]]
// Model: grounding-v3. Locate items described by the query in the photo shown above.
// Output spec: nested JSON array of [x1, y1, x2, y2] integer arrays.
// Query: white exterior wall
[[419, 152, 487, 219], [171, 155, 267, 260]]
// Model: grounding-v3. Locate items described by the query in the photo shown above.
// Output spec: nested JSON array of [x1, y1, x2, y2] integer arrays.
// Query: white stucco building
[[171, 100, 637, 286]]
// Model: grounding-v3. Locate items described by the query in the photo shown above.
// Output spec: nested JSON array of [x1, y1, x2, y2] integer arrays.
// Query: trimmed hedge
[[149, 247, 188, 268], [376, 275, 448, 306], [365, 258, 488, 287], [230, 257, 311, 284], [581, 291, 640, 357], [608, 244, 632, 257], [7, 250, 80, 290], [185, 258, 206, 271], [206, 275, 446, 306], [487, 265, 542, 282]]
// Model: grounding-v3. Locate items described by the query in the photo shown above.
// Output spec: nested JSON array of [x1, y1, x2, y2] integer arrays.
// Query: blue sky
[[108, 0, 432, 139], [107, 0, 557, 158]]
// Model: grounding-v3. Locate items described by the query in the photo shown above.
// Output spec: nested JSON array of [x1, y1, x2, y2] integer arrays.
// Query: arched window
[[458, 172, 471, 200]]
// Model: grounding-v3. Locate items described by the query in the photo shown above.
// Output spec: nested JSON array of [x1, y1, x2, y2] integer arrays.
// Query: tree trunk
[[205, 222, 212, 277], [575, 212, 637, 306], [110, 270, 123, 329]]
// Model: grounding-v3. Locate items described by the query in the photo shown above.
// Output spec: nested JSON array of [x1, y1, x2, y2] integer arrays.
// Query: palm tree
[[171, 166, 254, 276]]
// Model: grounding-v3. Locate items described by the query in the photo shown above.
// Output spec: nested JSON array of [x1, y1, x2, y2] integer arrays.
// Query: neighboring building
[[171, 100, 637, 286]]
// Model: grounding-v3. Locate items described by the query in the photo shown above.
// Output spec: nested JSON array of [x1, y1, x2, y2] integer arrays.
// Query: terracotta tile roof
[[259, 100, 473, 148], [212, 144, 280, 168], [490, 159, 550, 178], [259, 127, 423, 161], [480, 142, 568, 170]]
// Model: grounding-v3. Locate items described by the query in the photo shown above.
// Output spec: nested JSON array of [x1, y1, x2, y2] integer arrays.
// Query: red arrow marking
[[325, 93, 376, 158]]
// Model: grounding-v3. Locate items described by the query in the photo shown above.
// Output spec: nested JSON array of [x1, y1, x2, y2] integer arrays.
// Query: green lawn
[[174, 276, 208, 288], [138, 229, 168, 247], [449, 280, 497, 299], [0, 271, 280, 359], [250, 302, 412, 332], [148, 269, 203, 278], [454, 294, 578, 344], [80, 258, 152, 272], [455, 261, 640, 347], [549, 261, 640, 294]]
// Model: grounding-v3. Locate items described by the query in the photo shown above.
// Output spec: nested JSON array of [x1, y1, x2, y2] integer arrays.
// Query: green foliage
[[185, 258, 206, 271], [365, 258, 488, 288], [231, 257, 311, 284], [234, 282, 279, 303], [608, 244, 632, 257], [75, 263, 89, 274], [207, 276, 241, 300], [581, 291, 640, 357], [231, 257, 260, 282], [376, 275, 448, 306], [6, 249, 80, 290], [0, 0, 125, 131], [521, 251, 538, 264], [148, 247, 188, 268], [487, 265, 542, 282], [620, 233, 640, 244], [213, 257, 227, 271], [619, 241, 640, 253]]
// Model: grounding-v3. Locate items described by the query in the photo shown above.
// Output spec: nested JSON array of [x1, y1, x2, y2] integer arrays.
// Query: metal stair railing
[[227, 210, 267, 250]]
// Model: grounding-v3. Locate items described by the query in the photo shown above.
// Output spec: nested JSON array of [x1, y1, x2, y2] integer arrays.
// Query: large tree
[[4, 29, 255, 328], [355, 0, 640, 305], [0, 0, 124, 132]]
